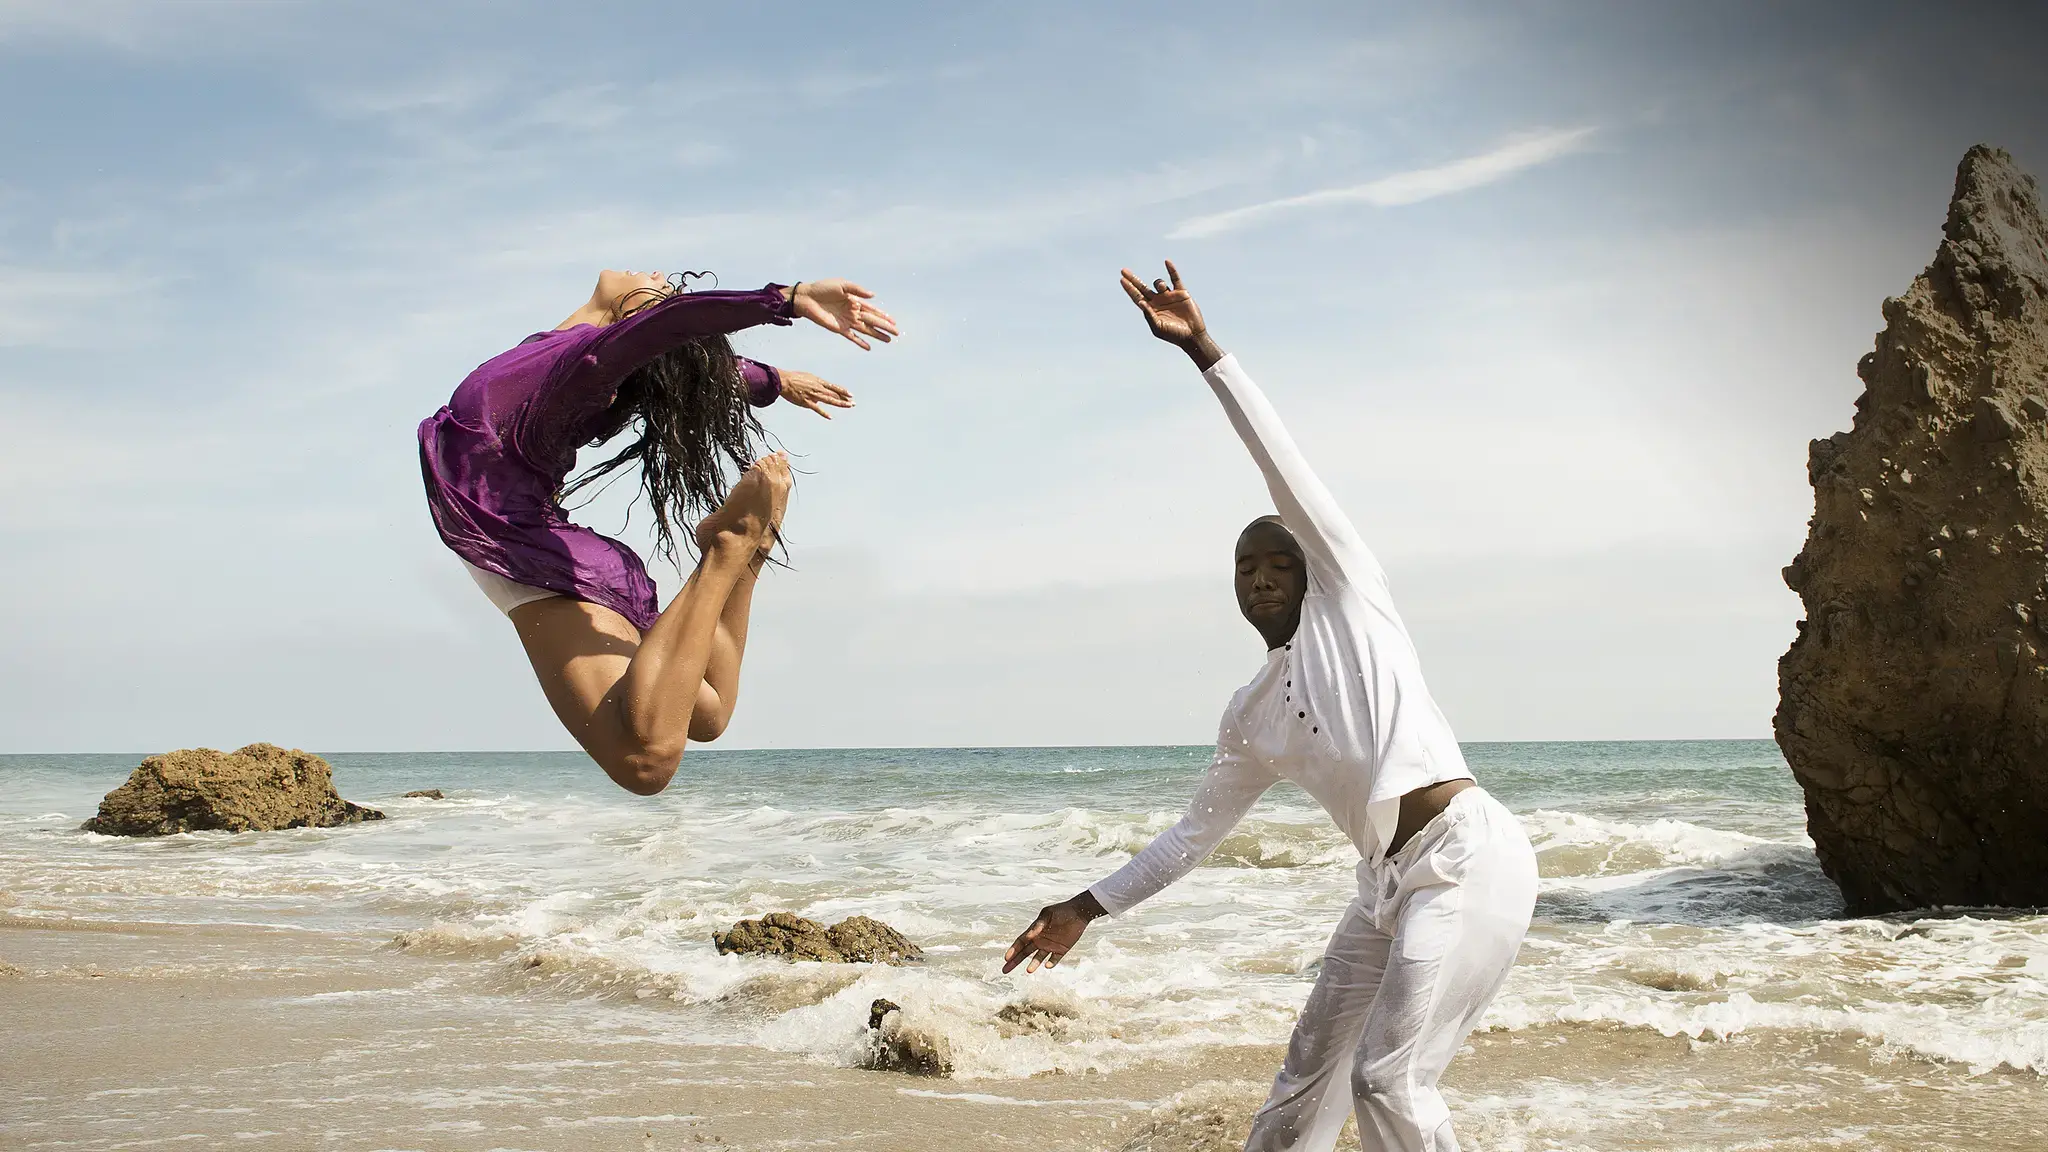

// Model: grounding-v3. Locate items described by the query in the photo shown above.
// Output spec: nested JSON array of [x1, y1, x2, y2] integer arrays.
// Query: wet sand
[[3, 916, 1263, 1151], [4, 917, 2040, 1151]]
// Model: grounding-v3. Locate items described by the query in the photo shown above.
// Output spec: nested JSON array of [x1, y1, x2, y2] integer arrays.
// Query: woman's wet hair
[[560, 271, 771, 568]]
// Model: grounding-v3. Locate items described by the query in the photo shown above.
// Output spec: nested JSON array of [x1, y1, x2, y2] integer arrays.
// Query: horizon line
[[1, 735, 1782, 758]]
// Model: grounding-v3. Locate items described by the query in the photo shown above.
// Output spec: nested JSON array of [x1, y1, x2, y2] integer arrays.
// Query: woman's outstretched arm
[[737, 357, 784, 407], [739, 354, 857, 419], [585, 286, 796, 383], [1120, 262, 1384, 591], [594, 278, 897, 375], [532, 280, 889, 442]]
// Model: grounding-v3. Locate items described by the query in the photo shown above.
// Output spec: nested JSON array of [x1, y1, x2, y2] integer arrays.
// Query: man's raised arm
[[1119, 262, 1383, 591]]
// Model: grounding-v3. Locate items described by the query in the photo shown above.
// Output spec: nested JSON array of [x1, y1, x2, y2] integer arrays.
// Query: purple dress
[[418, 285, 793, 633]]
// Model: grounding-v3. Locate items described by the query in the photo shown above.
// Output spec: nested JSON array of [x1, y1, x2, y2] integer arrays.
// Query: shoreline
[[6, 916, 2041, 1152], [1, 915, 1273, 1151]]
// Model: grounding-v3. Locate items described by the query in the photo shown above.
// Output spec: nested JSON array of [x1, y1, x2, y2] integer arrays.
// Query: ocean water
[[3, 742, 2045, 1132]]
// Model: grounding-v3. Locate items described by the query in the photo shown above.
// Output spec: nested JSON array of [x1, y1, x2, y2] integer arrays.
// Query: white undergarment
[[462, 559, 560, 616]]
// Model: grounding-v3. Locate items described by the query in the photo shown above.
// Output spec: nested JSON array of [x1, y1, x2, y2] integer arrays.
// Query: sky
[[1, 1, 2044, 753]]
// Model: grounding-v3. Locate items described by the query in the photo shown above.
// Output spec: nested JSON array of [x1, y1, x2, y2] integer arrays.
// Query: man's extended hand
[[1002, 892, 1106, 974], [1120, 261, 1223, 370], [778, 370, 854, 419]]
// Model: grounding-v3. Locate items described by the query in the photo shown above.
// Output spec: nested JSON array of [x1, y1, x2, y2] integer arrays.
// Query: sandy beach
[[7, 914, 2041, 1152]]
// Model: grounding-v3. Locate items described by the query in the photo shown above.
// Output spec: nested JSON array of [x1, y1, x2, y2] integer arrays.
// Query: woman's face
[[595, 269, 670, 317]]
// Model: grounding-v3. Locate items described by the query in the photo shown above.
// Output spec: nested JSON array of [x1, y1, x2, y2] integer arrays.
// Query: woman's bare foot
[[694, 453, 791, 556]]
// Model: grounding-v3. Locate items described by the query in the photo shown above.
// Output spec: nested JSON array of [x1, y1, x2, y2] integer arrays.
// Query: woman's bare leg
[[688, 554, 764, 743], [509, 454, 789, 795]]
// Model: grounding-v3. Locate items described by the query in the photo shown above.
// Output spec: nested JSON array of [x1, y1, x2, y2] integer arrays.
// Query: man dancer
[[1004, 263, 1538, 1151]]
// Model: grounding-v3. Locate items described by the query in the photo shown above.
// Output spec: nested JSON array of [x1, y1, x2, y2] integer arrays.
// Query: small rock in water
[[82, 744, 384, 836], [860, 1000, 951, 1077], [712, 912, 923, 965], [995, 996, 1082, 1037], [403, 789, 445, 800]]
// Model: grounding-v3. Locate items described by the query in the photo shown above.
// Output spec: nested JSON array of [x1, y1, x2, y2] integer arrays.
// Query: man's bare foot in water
[[694, 453, 791, 557]]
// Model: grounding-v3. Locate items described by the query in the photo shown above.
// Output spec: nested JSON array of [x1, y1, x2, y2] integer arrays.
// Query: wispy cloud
[[0, 265, 158, 348], [0, 0, 291, 53], [1169, 126, 1597, 239]]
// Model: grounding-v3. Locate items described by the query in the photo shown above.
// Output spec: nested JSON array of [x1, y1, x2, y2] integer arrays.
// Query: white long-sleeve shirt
[[1088, 354, 1473, 916]]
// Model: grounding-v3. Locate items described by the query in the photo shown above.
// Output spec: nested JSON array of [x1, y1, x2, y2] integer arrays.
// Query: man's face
[[1235, 519, 1306, 647]]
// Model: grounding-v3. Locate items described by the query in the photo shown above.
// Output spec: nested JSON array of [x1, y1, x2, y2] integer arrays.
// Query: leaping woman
[[418, 271, 896, 794]]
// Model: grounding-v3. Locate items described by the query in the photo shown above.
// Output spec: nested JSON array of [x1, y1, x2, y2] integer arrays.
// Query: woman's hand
[[778, 370, 854, 420], [1120, 261, 1223, 370], [1002, 892, 1107, 974], [790, 279, 898, 350]]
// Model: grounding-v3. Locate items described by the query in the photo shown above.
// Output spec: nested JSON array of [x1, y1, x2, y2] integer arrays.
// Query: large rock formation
[[83, 744, 384, 836], [1777, 145, 2048, 914], [711, 912, 923, 964]]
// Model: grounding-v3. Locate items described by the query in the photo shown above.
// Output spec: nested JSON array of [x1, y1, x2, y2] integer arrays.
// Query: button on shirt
[[1088, 354, 1473, 916]]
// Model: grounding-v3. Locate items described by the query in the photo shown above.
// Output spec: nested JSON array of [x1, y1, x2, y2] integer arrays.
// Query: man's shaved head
[[1234, 516, 1306, 650], [1238, 515, 1302, 557]]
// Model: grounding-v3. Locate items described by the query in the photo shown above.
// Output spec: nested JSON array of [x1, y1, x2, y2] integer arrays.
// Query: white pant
[[1246, 787, 1538, 1152]]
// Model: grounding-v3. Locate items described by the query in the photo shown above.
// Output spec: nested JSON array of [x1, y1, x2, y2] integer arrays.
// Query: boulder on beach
[[712, 912, 842, 962], [403, 790, 445, 800], [711, 912, 924, 965], [1777, 144, 2048, 913], [82, 744, 385, 837], [827, 915, 924, 964]]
